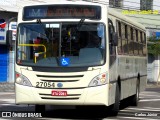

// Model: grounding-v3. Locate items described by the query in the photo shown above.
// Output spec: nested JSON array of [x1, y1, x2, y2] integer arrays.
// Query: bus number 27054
[[36, 82, 55, 88]]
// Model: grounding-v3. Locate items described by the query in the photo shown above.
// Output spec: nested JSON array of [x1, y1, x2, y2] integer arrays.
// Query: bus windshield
[[17, 22, 105, 67]]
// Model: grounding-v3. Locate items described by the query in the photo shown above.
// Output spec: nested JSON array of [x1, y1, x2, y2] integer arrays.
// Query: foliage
[[148, 43, 160, 55], [148, 36, 157, 41], [147, 36, 160, 55]]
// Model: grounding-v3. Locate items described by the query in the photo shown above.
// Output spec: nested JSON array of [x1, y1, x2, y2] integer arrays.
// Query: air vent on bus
[[36, 74, 84, 83]]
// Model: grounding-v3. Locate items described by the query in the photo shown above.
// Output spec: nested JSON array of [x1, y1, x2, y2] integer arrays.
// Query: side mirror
[[112, 32, 118, 46], [6, 30, 12, 46]]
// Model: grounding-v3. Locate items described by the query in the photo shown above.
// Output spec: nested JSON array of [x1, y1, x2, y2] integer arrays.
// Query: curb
[[0, 82, 15, 92], [147, 82, 160, 86]]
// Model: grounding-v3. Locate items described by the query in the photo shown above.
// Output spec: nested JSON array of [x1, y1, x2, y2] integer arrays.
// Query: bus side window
[[130, 27, 134, 55], [128, 26, 133, 55], [143, 33, 147, 56], [117, 21, 122, 54], [121, 23, 128, 55], [109, 23, 114, 54], [139, 31, 143, 56], [134, 29, 139, 55], [108, 19, 116, 66], [124, 24, 128, 54]]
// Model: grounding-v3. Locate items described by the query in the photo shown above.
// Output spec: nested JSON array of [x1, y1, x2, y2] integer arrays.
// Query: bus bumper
[[15, 83, 109, 106]]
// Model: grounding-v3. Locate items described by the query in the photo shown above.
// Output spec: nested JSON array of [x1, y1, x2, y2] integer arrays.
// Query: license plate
[[51, 90, 67, 96]]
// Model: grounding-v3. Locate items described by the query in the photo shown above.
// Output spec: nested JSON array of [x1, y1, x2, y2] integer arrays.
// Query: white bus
[[12, 1, 147, 115]]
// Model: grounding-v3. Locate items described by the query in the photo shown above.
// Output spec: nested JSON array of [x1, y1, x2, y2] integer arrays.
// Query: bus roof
[[108, 8, 146, 31]]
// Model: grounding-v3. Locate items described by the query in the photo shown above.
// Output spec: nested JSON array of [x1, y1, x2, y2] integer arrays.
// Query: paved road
[[0, 85, 160, 120]]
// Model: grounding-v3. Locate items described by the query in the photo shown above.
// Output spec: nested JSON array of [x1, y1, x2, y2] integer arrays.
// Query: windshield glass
[[17, 22, 105, 67]]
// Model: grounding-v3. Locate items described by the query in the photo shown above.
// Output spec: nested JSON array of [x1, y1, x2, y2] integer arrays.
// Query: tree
[[147, 35, 160, 85], [147, 36, 160, 55]]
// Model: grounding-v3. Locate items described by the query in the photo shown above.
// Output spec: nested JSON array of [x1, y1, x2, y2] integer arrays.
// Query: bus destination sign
[[23, 5, 101, 20]]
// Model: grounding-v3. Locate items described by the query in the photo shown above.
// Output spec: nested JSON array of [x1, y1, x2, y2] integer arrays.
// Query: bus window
[[143, 32, 147, 56], [117, 21, 122, 54], [134, 29, 139, 55], [17, 22, 106, 67], [139, 31, 143, 56], [122, 23, 128, 54], [109, 19, 116, 66], [125, 25, 128, 39], [128, 26, 133, 55]]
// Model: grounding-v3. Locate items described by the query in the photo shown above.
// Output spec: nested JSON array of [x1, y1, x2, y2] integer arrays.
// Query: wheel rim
[[136, 86, 139, 101]]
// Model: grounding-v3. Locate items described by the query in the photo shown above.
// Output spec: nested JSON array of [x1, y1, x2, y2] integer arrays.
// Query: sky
[[123, 0, 140, 10], [1, 0, 16, 6]]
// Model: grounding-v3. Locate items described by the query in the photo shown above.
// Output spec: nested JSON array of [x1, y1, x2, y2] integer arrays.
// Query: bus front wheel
[[110, 83, 120, 116], [35, 105, 45, 115]]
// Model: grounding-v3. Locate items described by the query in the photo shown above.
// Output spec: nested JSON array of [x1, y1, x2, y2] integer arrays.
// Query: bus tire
[[35, 105, 45, 115], [131, 80, 139, 106], [111, 83, 120, 116]]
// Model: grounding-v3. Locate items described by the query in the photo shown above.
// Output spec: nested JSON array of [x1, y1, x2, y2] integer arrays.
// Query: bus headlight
[[16, 73, 32, 87], [88, 73, 108, 87]]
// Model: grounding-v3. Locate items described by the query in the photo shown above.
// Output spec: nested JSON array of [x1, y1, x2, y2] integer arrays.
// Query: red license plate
[[51, 90, 67, 96]]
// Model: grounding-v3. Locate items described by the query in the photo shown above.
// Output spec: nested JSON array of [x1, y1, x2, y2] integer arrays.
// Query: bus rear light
[[88, 73, 108, 87]]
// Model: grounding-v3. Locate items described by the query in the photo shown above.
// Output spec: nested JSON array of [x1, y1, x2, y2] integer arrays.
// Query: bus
[[11, 1, 147, 115]]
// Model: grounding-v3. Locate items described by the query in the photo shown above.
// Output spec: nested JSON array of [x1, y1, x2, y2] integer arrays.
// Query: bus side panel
[[108, 51, 118, 105], [139, 75, 147, 92], [139, 58, 147, 92]]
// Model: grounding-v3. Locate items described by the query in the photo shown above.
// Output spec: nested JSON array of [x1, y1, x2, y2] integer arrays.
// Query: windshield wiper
[[37, 19, 41, 24], [72, 18, 85, 35], [36, 19, 50, 41], [77, 18, 85, 31]]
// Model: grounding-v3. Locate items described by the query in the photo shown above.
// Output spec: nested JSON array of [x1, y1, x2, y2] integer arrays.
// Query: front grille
[[36, 73, 84, 83], [35, 71, 86, 99], [40, 80, 79, 82], [32, 67, 88, 72], [37, 75, 84, 78]]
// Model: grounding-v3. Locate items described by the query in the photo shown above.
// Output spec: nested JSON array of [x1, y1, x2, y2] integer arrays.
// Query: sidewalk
[[147, 82, 160, 88], [0, 82, 14, 92]]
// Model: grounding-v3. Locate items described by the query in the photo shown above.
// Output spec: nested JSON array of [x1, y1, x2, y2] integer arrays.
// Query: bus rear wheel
[[131, 80, 139, 106]]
